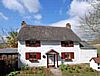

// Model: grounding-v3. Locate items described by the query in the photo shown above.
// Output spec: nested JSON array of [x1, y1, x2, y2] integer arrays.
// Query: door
[[48, 54, 55, 67]]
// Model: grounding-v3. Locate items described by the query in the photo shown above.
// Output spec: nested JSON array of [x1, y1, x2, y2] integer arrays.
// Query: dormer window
[[25, 40, 41, 47], [61, 41, 74, 47]]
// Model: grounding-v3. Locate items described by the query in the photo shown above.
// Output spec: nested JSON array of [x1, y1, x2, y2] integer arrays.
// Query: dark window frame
[[25, 40, 41, 47], [65, 53, 70, 59], [98, 67, 100, 69], [61, 52, 74, 60], [61, 41, 74, 47], [98, 63, 100, 66], [26, 52, 41, 60]]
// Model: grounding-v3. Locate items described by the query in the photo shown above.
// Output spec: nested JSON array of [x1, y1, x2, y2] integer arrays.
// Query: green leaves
[[6, 31, 18, 48]]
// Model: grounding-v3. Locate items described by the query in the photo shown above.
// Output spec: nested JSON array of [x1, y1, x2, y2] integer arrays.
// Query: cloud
[[2, 0, 42, 23], [22, 0, 41, 13], [34, 14, 42, 20], [0, 12, 8, 20], [2, 0, 41, 14], [23, 16, 31, 19], [68, 0, 91, 17], [2, 0, 25, 14], [50, 0, 90, 27], [50, 0, 93, 40], [33, 14, 42, 23], [49, 16, 80, 32]]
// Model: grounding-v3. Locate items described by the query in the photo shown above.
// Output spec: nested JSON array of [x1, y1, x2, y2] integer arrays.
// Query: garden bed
[[59, 64, 100, 76], [7, 66, 54, 76]]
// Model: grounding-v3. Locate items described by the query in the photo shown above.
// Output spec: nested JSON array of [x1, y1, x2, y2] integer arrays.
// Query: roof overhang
[[46, 49, 59, 55]]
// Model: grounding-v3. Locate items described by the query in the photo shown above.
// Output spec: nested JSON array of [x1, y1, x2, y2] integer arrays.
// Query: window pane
[[61, 41, 74, 47], [25, 40, 41, 47], [65, 53, 71, 59]]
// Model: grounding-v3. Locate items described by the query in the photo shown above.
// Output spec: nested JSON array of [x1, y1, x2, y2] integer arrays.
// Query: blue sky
[[0, 0, 91, 37]]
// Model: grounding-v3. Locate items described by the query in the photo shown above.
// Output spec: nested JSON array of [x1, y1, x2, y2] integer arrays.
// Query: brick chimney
[[21, 21, 26, 27], [66, 23, 71, 29]]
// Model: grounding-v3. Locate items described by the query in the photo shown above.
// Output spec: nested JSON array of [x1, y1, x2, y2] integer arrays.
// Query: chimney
[[66, 23, 71, 29], [21, 21, 26, 27]]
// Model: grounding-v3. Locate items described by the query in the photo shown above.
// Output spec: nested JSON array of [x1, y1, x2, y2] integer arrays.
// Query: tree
[[79, 0, 100, 41], [6, 31, 18, 48]]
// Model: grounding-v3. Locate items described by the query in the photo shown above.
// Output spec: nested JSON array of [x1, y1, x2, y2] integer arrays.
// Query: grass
[[59, 64, 100, 76], [7, 66, 54, 76]]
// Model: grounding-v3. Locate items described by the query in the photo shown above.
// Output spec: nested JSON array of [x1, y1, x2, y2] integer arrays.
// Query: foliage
[[0, 44, 6, 48], [7, 71, 19, 76], [60, 64, 97, 76], [79, 0, 100, 40], [7, 66, 53, 76], [59, 64, 81, 73], [6, 31, 18, 48]]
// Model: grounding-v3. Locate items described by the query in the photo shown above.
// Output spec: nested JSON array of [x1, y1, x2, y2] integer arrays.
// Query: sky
[[0, 0, 94, 40]]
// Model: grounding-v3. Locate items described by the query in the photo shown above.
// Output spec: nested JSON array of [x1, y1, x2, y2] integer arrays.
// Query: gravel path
[[50, 68, 62, 76]]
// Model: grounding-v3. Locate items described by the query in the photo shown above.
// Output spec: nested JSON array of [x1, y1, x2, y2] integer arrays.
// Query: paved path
[[50, 68, 62, 76]]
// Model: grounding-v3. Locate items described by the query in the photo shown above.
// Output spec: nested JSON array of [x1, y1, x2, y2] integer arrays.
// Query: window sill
[[65, 58, 72, 60], [29, 59, 39, 63]]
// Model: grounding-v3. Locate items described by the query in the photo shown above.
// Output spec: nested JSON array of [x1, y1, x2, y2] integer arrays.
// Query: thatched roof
[[17, 25, 81, 41]]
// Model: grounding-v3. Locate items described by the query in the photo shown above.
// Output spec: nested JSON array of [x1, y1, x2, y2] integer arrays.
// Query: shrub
[[67, 69, 73, 73], [8, 71, 19, 76], [74, 67, 80, 73], [89, 68, 95, 72], [59, 64, 66, 71], [59, 64, 70, 71]]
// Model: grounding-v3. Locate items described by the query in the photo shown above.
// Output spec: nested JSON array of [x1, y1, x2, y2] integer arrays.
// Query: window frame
[[65, 53, 71, 59], [25, 40, 41, 47], [98, 63, 100, 66], [26, 52, 41, 61], [61, 41, 74, 47], [61, 52, 74, 60], [98, 67, 100, 69]]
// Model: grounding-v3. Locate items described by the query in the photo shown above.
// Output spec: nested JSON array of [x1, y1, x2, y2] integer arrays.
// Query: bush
[[8, 71, 19, 76], [89, 68, 95, 72], [59, 64, 70, 71], [67, 69, 73, 73], [59, 64, 82, 73], [74, 67, 80, 73], [59, 64, 66, 71]]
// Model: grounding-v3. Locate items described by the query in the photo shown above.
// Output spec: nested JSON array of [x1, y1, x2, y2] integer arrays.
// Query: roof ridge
[[22, 25, 67, 29]]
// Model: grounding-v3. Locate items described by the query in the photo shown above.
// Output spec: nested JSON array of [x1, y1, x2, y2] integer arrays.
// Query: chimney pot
[[21, 21, 26, 27], [66, 23, 71, 29]]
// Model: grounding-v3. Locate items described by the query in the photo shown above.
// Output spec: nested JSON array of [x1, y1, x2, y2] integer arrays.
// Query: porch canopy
[[46, 49, 59, 55], [46, 49, 59, 68]]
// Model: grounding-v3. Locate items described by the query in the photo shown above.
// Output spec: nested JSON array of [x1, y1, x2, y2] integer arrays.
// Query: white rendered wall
[[79, 49, 97, 63], [90, 60, 100, 71], [18, 40, 97, 68]]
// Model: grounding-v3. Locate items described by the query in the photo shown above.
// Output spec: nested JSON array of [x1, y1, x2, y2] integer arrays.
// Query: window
[[26, 52, 41, 60], [65, 53, 70, 59], [61, 52, 74, 60], [98, 67, 100, 69], [29, 53, 36, 59], [26, 40, 41, 47], [98, 63, 100, 66], [61, 41, 74, 47]]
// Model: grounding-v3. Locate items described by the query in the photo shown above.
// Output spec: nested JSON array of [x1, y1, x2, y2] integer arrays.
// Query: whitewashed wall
[[79, 49, 97, 63], [90, 59, 100, 71], [18, 40, 97, 68]]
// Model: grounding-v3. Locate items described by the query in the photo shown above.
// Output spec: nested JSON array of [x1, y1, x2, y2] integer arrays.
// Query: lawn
[[7, 66, 54, 76], [59, 64, 100, 76]]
